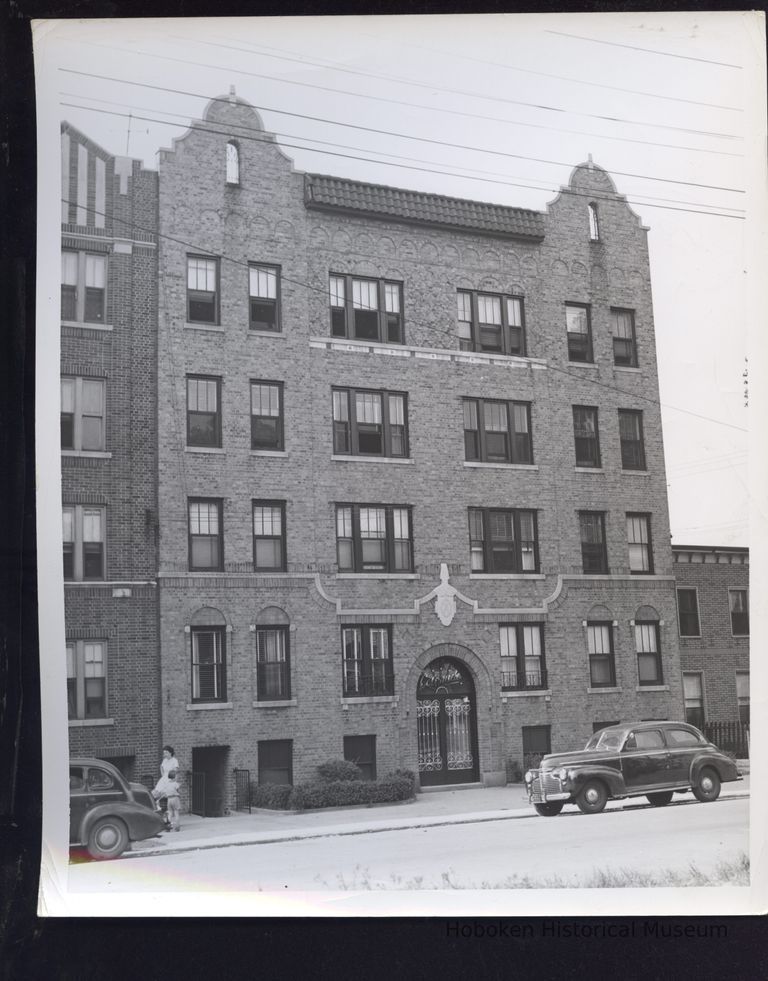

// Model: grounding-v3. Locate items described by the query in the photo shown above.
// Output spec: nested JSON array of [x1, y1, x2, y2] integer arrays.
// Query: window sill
[[252, 699, 298, 708], [620, 469, 649, 476], [250, 450, 288, 458], [185, 446, 225, 454], [567, 360, 598, 369], [463, 462, 538, 471], [68, 718, 114, 727], [341, 695, 397, 705], [470, 573, 545, 580], [636, 685, 669, 692], [587, 687, 622, 694], [61, 450, 112, 459], [331, 455, 414, 465], [61, 320, 113, 332], [336, 573, 419, 580], [614, 365, 641, 373], [574, 467, 604, 473], [248, 329, 286, 339], [186, 702, 233, 711], [501, 690, 551, 700], [184, 322, 225, 333]]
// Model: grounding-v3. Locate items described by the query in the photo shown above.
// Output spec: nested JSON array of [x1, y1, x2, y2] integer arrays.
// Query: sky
[[34, 11, 766, 548]]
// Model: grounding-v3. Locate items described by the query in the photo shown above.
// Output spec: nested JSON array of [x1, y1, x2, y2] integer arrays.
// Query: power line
[[59, 196, 749, 435], [545, 30, 743, 69], [58, 56, 744, 159], [354, 32, 743, 112], [181, 36, 744, 142], [59, 102, 746, 221], [60, 96, 746, 214], [60, 80, 746, 195]]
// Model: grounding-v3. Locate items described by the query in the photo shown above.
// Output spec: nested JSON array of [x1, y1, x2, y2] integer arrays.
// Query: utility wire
[[59, 102, 746, 221], [60, 96, 745, 213], [59, 57, 743, 158], [60, 196, 749, 435], [353, 32, 743, 112], [60, 83, 746, 195], [545, 30, 743, 69], [178, 36, 743, 141]]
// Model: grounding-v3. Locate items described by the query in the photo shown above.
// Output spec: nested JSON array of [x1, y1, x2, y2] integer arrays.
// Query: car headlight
[[524, 771, 533, 783], [552, 768, 572, 782]]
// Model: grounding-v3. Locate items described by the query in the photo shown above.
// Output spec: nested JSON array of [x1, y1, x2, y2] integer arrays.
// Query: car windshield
[[585, 731, 624, 751]]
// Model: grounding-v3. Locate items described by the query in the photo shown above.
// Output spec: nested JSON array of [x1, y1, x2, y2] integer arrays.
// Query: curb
[[123, 789, 750, 861]]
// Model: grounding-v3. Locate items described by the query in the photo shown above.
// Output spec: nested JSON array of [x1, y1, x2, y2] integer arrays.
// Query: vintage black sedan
[[70, 758, 166, 859], [524, 721, 742, 816]]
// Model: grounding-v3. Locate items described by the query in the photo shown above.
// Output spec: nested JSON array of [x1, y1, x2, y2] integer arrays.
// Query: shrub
[[250, 783, 292, 810], [316, 759, 363, 783], [288, 772, 415, 811]]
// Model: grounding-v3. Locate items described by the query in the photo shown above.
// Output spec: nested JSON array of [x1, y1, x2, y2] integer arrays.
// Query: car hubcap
[[586, 788, 599, 804], [701, 777, 713, 793], [97, 826, 118, 849]]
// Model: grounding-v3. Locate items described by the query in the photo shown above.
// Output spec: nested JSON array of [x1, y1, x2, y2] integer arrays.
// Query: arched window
[[588, 203, 600, 241], [226, 141, 240, 185]]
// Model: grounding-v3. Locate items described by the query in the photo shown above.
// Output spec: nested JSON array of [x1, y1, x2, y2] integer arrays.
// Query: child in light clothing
[[165, 770, 181, 832]]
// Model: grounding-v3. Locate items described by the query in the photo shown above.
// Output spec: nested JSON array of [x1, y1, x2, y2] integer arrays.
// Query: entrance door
[[417, 658, 479, 786]]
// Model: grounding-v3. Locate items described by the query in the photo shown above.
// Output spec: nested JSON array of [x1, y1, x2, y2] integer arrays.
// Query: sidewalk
[[127, 774, 750, 860]]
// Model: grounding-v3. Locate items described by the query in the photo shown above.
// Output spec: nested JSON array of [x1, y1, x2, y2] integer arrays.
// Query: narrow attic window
[[226, 141, 240, 186], [588, 203, 600, 242]]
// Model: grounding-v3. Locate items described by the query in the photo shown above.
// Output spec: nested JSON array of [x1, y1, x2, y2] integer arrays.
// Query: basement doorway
[[191, 746, 229, 817]]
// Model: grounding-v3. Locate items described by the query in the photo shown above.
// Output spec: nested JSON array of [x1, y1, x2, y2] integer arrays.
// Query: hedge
[[250, 783, 292, 809], [250, 771, 416, 811]]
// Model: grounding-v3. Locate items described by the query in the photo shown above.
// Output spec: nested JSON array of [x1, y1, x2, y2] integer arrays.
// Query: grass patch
[[319, 853, 749, 890]]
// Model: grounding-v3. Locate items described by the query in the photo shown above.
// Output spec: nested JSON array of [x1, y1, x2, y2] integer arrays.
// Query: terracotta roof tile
[[305, 174, 545, 241]]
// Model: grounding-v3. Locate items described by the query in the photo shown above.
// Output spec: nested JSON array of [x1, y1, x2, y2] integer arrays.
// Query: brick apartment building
[[152, 91, 685, 814], [673, 545, 749, 729], [61, 124, 160, 783]]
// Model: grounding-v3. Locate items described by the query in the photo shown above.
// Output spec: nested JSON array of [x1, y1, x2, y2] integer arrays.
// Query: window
[[250, 381, 283, 451], [457, 290, 526, 356], [612, 309, 637, 367], [618, 410, 646, 470], [255, 626, 291, 700], [573, 406, 601, 467], [677, 589, 700, 636], [188, 499, 223, 571], [588, 203, 600, 241], [736, 671, 750, 724], [635, 621, 663, 686], [61, 250, 106, 323], [342, 625, 393, 696], [500, 624, 546, 690], [66, 640, 107, 719], [191, 627, 226, 702], [579, 512, 608, 574], [63, 505, 105, 580], [627, 514, 653, 574], [187, 256, 219, 324], [258, 740, 293, 785], [683, 673, 704, 727], [463, 399, 532, 464], [61, 376, 105, 451], [225, 141, 240, 185], [566, 303, 592, 362], [344, 735, 377, 781], [330, 274, 403, 343], [587, 622, 615, 687], [253, 501, 286, 571], [336, 505, 413, 573], [186, 375, 221, 448], [468, 508, 539, 573], [666, 727, 704, 747], [332, 388, 408, 458], [249, 264, 280, 331], [729, 589, 749, 636], [522, 725, 551, 769]]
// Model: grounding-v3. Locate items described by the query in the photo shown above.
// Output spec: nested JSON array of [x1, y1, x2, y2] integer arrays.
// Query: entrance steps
[[419, 782, 485, 794]]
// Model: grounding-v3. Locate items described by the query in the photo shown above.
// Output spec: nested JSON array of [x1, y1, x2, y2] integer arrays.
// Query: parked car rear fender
[[689, 753, 736, 785], [79, 802, 164, 844], [568, 766, 625, 798]]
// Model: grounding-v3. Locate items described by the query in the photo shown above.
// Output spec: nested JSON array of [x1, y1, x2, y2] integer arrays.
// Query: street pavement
[[124, 773, 750, 861]]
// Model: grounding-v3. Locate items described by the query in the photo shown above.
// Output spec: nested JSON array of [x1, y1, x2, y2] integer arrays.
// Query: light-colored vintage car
[[524, 721, 742, 816]]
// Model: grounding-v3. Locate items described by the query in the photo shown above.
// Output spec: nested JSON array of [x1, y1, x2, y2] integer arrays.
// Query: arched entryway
[[417, 657, 479, 786]]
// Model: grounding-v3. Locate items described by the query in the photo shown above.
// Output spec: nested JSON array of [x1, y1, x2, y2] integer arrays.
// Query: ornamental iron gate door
[[417, 658, 479, 786]]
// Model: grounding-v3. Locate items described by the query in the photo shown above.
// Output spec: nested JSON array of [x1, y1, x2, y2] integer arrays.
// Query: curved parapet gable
[[546, 158, 649, 231]]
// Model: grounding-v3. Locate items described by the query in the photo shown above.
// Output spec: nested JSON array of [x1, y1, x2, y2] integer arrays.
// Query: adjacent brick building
[[61, 124, 160, 783], [673, 545, 749, 728], [154, 91, 685, 813]]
